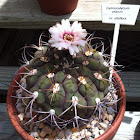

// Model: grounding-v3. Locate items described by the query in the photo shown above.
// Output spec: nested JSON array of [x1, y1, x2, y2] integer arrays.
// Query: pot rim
[[7, 68, 126, 140]]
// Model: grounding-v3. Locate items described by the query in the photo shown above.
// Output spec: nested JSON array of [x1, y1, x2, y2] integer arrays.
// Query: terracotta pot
[[37, 0, 78, 15], [7, 68, 126, 140]]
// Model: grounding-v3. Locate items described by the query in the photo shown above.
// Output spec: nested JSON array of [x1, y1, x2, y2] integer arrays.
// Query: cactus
[[12, 19, 119, 133]]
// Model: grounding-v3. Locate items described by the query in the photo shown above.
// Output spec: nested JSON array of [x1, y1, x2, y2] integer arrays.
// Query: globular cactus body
[[25, 47, 109, 120], [13, 20, 116, 131]]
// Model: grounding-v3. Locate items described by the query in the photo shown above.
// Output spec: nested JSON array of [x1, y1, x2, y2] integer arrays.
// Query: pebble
[[103, 107, 106, 112], [103, 110, 107, 115], [103, 120, 109, 125], [33, 131, 39, 138], [71, 127, 78, 132], [109, 120, 113, 126], [91, 120, 98, 127], [77, 136, 82, 139], [37, 138, 44, 140], [86, 123, 91, 128], [33, 126, 38, 131], [65, 129, 72, 139], [57, 130, 65, 139], [43, 126, 52, 134], [80, 129, 87, 138], [21, 120, 26, 125], [114, 94, 118, 99], [112, 113, 115, 117], [48, 135, 54, 139], [55, 127, 60, 132], [30, 132, 34, 137], [91, 124, 98, 129], [34, 138, 39, 140], [39, 122, 45, 129], [91, 133, 95, 138], [16, 103, 25, 113], [102, 112, 108, 120], [99, 123, 108, 129], [51, 130, 57, 137], [108, 115, 114, 121], [36, 129, 40, 136], [71, 135, 77, 139], [29, 124, 34, 132], [40, 130, 47, 138], [25, 112, 31, 118], [95, 133, 100, 138], [92, 127, 99, 135], [34, 123, 40, 127], [44, 138, 49, 140], [16, 103, 22, 108], [80, 129, 91, 138], [38, 114, 44, 121], [30, 131, 39, 138], [71, 132, 80, 137], [107, 106, 114, 114], [86, 131, 92, 137], [18, 113, 24, 121], [99, 129, 105, 135], [16, 107, 24, 113], [91, 115, 96, 119]]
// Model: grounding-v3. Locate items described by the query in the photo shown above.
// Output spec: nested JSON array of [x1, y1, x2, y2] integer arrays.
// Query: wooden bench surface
[[0, 0, 139, 30], [0, 103, 140, 140], [0, 66, 140, 102]]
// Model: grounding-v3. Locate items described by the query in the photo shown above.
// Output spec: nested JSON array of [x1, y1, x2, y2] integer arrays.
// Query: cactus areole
[[8, 20, 126, 135]]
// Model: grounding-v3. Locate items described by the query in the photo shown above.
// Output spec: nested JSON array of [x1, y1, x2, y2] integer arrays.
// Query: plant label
[[102, 4, 140, 25]]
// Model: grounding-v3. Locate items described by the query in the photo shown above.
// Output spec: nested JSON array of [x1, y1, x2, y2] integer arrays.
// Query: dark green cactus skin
[[25, 47, 110, 119]]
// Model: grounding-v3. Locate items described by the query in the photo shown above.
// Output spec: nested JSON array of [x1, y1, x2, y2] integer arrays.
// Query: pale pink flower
[[48, 19, 87, 55]]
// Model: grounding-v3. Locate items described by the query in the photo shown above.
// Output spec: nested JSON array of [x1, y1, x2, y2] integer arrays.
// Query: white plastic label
[[102, 4, 140, 25]]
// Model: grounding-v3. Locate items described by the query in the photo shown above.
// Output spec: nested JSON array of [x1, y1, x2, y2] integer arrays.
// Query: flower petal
[[68, 46, 75, 55], [48, 19, 87, 55]]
